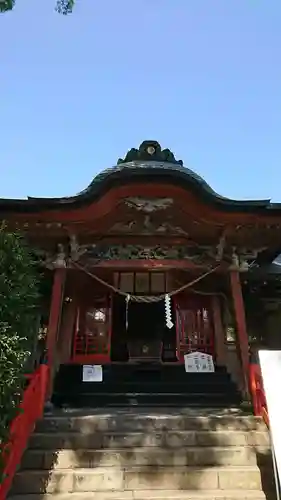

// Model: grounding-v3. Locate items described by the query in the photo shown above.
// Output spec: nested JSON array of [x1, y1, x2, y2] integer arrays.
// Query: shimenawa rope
[[70, 260, 221, 303]]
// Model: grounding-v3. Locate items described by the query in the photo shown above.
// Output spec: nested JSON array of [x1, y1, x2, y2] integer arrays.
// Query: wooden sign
[[82, 365, 103, 382], [184, 352, 214, 373]]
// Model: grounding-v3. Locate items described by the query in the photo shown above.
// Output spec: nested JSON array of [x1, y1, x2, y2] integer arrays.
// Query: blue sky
[[0, 0, 280, 201]]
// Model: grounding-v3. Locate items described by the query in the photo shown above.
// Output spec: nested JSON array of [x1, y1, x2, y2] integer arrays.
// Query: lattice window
[[175, 297, 214, 356], [72, 297, 111, 362], [114, 272, 167, 295]]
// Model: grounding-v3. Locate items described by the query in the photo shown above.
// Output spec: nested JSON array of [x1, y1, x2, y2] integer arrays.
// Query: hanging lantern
[[164, 294, 174, 329]]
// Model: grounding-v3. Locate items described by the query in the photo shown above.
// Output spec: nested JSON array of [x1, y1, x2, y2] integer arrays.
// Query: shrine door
[[174, 295, 215, 362], [72, 296, 111, 364]]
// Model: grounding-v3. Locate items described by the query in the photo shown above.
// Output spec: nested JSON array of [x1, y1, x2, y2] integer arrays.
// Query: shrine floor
[[52, 364, 242, 409]]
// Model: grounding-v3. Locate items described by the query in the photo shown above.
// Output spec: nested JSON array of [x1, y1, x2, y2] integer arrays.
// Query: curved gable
[[0, 140, 279, 215]]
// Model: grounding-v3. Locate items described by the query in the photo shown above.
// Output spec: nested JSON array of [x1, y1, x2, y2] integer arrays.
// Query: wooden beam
[[83, 259, 208, 270]]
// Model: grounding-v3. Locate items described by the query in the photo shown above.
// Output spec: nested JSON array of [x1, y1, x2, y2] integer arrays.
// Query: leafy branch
[[0, 0, 75, 14], [0, 228, 41, 478], [56, 0, 75, 15]]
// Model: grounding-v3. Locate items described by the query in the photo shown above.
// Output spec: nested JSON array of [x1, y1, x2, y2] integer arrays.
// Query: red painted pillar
[[46, 267, 66, 399], [230, 270, 249, 396]]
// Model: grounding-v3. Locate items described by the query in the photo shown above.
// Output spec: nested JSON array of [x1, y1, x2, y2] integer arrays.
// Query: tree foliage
[[0, 0, 75, 14], [0, 227, 40, 476]]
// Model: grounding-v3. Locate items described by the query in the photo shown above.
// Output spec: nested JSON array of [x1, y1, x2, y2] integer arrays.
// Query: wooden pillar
[[46, 266, 66, 399], [230, 270, 249, 396], [58, 299, 77, 364], [212, 296, 227, 367]]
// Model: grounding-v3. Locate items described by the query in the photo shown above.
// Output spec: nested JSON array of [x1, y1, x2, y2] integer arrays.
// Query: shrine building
[[2, 140, 281, 408]]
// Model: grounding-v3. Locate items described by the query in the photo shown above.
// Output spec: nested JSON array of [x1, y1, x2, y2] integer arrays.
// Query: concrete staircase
[[9, 408, 275, 500]]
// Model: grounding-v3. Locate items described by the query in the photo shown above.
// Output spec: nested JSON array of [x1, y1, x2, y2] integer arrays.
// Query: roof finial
[[117, 140, 183, 166]]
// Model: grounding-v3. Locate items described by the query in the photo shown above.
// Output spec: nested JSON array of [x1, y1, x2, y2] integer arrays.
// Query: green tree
[[0, 226, 40, 476], [0, 0, 75, 14]]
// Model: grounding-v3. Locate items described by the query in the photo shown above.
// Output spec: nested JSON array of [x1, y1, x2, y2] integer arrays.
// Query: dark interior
[[110, 295, 177, 362], [110, 295, 128, 361]]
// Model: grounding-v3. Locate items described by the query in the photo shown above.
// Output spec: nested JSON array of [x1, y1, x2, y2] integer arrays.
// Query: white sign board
[[184, 352, 214, 373], [259, 350, 281, 485], [82, 365, 103, 382]]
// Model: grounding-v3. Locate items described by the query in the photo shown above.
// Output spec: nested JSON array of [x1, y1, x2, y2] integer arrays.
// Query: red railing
[[0, 364, 49, 500], [249, 363, 269, 427]]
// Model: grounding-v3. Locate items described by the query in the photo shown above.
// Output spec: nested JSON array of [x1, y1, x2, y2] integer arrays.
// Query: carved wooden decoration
[[109, 215, 188, 236], [80, 244, 217, 265], [125, 197, 173, 213]]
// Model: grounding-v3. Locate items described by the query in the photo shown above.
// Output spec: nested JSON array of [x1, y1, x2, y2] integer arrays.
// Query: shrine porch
[[47, 266, 246, 408]]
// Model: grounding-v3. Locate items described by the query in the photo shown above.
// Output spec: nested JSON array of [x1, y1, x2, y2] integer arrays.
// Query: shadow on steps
[[8, 408, 276, 500]]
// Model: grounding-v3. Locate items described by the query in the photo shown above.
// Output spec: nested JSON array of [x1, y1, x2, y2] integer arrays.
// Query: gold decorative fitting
[[240, 261, 249, 272], [147, 145, 156, 155]]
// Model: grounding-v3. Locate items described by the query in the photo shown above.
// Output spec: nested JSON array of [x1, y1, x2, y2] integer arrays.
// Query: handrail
[[249, 362, 280, 500], [0, 364, 49, 500], [249, 363, 268, 423]]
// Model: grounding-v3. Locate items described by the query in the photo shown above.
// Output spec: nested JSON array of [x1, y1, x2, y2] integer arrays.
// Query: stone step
[[36, 415, 266, 433], [8, 490, 275, 500], [11, 466, 274, 494], [21, 446, 272, 469], [55, 392, 243, 408], [29, 430, 270, 450], [56, 364, 231, 383], [55, 381, 238, 393]]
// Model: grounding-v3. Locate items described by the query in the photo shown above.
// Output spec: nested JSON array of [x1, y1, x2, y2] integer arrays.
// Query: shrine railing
[[0, 364, 49, 500], [249, 362, 269, 427], [250, 360, 281, 500]]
